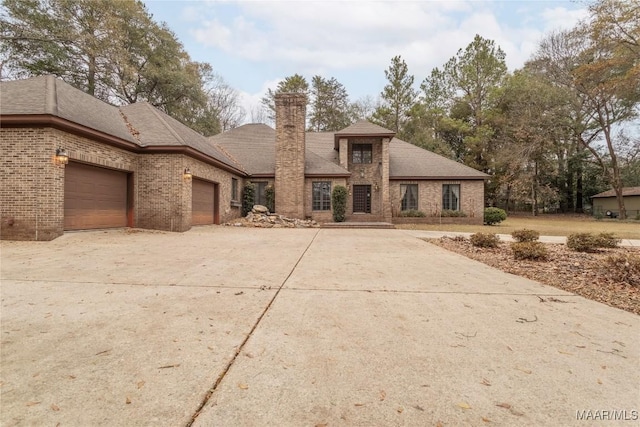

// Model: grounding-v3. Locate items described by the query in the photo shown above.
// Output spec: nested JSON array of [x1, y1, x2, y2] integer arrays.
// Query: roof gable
[[334, 120, 396, 149]]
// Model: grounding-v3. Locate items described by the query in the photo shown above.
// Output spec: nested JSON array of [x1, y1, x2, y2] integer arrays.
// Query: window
[[352, 144, 372, 164], [231, 178, 238, 201], [312, 181, 331, 211], [442, 184, 460, 211], [254, 182, 268, 206], [400, 184, 418, 211]]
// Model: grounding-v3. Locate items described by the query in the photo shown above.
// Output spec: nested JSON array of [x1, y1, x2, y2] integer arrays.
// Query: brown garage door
[[64, 162, 129, 230], [192, 178, 217, 225]]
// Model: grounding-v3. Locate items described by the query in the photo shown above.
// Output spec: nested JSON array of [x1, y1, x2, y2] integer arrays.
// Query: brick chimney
[[274, 93, 306, 218]]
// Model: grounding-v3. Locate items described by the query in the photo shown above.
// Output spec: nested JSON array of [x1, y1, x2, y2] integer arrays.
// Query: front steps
[[320, 222, 395, 229]]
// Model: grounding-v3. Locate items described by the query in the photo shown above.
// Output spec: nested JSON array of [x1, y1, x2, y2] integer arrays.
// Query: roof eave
[[1, 114, 139, 151], [305, 172, 351, 178], [1, 114, 247, 176], [334, 132, 396, 149], [389, 175, 488, 180]]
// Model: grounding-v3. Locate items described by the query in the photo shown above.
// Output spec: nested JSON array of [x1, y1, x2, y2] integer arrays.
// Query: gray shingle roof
[[591, 187, 640, 198], [306, 131, 487, 179], [211, 124, 350, 177], [210, 124, 276, 175], [389, 139, 488, 179], [1, 76, 242, 173], [335, 120, 395, 136], [119, 103, 242, 170], [1, 75, 135, 142]]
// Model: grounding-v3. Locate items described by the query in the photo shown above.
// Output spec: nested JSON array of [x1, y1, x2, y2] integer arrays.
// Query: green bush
[[331, 185, 347, 222], [484, 207, 507, 225], [265, 185, 275, 213], [441, 209, 467, 217], [567, 232, 620, 252], [511, 242, 549, 261], [603, 253, 640, 287], [511, 229, 540, 243], [400, 209, 426, 217], [242, 183, 255, 216], [470, 232, 500, 248]]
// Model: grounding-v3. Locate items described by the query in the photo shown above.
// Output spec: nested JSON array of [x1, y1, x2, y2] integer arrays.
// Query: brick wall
[[274, 93, 306, 218], [304, 177, 347, 222], [185, 156, 243, 224], [2, 127, 243, 240], [346, 137, 384, 218], [1, 128, 61, 240], [390, 180, 484, 224]]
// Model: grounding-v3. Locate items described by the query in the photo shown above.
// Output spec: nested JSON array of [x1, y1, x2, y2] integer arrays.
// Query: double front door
[[353, 185, 371, 213]]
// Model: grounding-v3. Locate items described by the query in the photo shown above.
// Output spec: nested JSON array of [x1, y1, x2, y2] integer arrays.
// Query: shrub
[[484, 207, 507, 225], [594, 232, 620, 248], [441, 209, 467, 217], [567, 232, 620, 252], [511, 242, 549, 261], [331, 185, 347, 222], [470, 232, 500, 248], [265, 185, 275, 213], [602, 253, 640, 287], [400, 209, 426, 217], [511, 229, 540, 242], [242, 183, 255, 216]]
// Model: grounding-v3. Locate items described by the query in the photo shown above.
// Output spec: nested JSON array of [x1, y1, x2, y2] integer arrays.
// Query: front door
[[353, 185, 371, 213]]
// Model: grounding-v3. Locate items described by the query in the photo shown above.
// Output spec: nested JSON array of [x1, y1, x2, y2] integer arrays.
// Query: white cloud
[[185, 0, 589, 100], [541, 6, 589, 32]]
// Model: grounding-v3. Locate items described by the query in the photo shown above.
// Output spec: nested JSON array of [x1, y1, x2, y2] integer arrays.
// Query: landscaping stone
[[224, 210, 319, 228]]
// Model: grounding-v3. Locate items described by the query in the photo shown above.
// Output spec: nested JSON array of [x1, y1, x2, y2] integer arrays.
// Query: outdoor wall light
[[55, 148, 69, 165], [183, 167, 193, 179], [374, 183, 379, 192], [360, 169, 365, 178]]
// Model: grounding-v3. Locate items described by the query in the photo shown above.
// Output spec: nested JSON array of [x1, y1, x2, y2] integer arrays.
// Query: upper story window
[[352, 144, 372, 164]]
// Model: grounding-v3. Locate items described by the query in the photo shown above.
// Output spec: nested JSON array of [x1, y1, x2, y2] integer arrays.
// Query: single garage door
[[64, 162, 129, 230], [192, 178, 217, 225]]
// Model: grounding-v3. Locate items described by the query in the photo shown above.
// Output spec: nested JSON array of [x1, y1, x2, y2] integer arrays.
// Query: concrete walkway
[[1, 228, 638, 426], [404, 229, 640, 247]]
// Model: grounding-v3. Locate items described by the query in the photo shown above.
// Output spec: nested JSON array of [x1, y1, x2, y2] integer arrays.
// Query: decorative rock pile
[[225, 205, 319, 228]]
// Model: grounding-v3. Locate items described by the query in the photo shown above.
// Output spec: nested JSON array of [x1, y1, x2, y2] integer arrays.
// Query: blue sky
[[143, 0, 587, 118]]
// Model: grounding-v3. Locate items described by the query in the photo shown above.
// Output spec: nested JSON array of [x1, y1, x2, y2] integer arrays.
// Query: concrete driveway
[[1, 227, 638, 426]]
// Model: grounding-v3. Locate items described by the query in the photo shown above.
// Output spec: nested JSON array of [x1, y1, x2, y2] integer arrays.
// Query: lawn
[[396, 214, 640, 239]]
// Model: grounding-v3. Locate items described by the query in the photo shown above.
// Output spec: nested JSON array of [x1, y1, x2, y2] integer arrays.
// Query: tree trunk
[[599, 106, 626, 219], [532, 161, 538, 216], [88, 55, 96, 97]]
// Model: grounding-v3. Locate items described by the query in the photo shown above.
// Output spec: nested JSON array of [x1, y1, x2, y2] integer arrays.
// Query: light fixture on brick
[[55, 148, 69, 165], [183, 167, 192, 179]]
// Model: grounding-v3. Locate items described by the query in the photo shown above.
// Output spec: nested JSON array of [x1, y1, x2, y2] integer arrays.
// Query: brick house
[[1, 76, 487, 241], [213, 93, 488, 224]]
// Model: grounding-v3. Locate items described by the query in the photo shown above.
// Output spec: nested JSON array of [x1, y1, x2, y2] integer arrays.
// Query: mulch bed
[[426, 237, 640, 316]]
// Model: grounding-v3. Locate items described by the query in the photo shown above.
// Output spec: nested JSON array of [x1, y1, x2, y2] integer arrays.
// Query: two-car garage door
[[64, 162, 129, 230]]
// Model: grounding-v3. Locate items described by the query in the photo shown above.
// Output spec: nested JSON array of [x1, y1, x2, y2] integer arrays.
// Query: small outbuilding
[[591, 187, 640, 218]]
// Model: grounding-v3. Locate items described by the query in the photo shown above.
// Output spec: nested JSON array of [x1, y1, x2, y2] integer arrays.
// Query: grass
[[396, 214, 640, 239]]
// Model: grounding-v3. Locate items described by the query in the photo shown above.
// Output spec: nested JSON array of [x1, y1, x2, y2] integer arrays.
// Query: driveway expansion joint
[[185, 229, 320, 427]]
